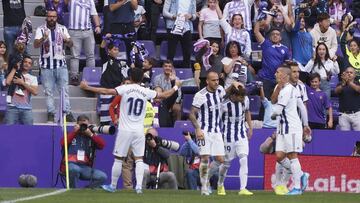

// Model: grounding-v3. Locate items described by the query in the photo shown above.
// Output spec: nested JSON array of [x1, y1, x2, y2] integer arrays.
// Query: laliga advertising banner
[[264, 154, 360, 193]]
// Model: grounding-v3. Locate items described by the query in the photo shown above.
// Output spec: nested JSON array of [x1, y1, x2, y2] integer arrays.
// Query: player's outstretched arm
[[156, 80, 182, 100], [80, 80, 117, 95]]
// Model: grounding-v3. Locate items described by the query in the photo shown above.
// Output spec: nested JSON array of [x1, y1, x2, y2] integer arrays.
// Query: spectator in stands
[[60, 114, 107, 188], [328, 0, 347, 28], [196, 40, 224, 89], [335, 67, 360, 131], [351, 141, 360, 156], [45, 0, 66, 25], [304, 42, 340, 99], [307, 0, 329, 28], [222, 0, 254, 32], [221, 41, 255, 88], [257, 81, 277, 129], [266, 0, 293, 19], [254, 20, 290, 98], [198, 0, 222, 45], [108, 0, 137, 64], [163, 0, 196, 68], [64, 0, 101, 85], [264, 3, 294, 50], [216, 4, 252, 59], [2, 0, 26, 54], [99, 43, 129, 125], [133, 1, 147, 40], [4, 55, 38, 125], [34, 9, 75, 123], [310, 13, 338, 59], [290, 15, 313, 68], [306, 73, 333, 129], [142, 56, 156, 88], [153, 60, 181, 126], [0, 41, 8, 90], [143, 128, 178, 189], [145, 0, 163, 43], [340, 23, 360, 81], [251, 0, 261, 25]]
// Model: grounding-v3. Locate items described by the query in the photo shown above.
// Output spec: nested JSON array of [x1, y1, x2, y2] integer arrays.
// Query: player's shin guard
[[218, 161, 230, 187], [208, 160, 221, 182], [135, 159, 144, 190], [199, 159, 209, 188], [111, 159, 123, 188], [290, 158, 303, 189], [239, 155, 248, 190]]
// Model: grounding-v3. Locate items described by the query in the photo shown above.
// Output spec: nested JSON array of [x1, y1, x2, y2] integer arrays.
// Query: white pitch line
[[1, 189, 67, 203]]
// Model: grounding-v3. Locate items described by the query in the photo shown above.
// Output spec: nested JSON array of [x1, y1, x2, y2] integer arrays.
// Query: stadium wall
[[0, 125, 358, 190]]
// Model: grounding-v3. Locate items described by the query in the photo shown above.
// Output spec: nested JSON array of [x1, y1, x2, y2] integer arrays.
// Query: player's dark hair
[[129, 67, 144, 83]]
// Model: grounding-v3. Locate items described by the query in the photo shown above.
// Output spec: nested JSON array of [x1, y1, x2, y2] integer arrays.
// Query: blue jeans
[[186, 168, 199, 190], [5, 106, 33, 125], [68, 162, 107, 188], [41, 67, 71, 114], [4, 26, 21, 54]]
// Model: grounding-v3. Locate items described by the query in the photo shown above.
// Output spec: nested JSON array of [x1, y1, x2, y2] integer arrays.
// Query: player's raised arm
[[80, 80, 117, 95]]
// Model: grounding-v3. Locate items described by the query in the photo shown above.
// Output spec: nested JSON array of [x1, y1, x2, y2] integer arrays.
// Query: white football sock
[[290, 158, 303, 189], [111, 159, 123, 188], [135, 159, 144, 190], [239, 155, 248, 190], [199, 159, 209, 188], [208, 160, 221, 183], [217, 161, 230, 187]]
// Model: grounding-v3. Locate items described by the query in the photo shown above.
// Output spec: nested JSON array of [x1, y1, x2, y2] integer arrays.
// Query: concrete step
[[32, 109, 99, 125], [35, 85, 96, 97], [32, 96, 97, 111]]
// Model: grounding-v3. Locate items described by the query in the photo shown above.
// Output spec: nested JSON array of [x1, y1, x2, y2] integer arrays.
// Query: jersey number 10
[[127, 97, 144, 116]]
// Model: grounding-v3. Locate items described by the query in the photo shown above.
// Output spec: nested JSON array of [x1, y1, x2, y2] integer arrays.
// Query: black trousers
[[167, 30, 192, 68]]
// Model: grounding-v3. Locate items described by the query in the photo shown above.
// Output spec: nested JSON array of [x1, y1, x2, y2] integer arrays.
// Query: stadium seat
[[331, 97, 339, 122], [82, 67, 102, 87], [174, 120, 194, 130], [156, 15, 167, 35], [330, 74, 339, 89], [248, 95, 261, 120], [139, 40, 157, 59], [182, 94, 194, 118], [0, 91, 6, 112], [159, 41, 183, 62], [175, 68, 193, 80], [62, 12, 69, 27], [181, 86, 198, 94]]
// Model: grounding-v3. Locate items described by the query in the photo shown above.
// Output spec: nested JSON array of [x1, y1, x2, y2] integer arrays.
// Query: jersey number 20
[[127, 97, 144, 116]]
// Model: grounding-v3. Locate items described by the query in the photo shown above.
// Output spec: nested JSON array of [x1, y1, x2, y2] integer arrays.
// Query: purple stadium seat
[[151, 67, 163, 84], [139, 40, 157, 59], [330, 74, 339, 89], [174, 120, 194, 130], [159, 41, 183, 62], [82, 67, 102, 87], [249, 95, 261, 120], [251, 42, 261, 51], [62, 12, 69, 27], [157, 15, 167, 34], [182, 94, 194, 117], [175, 68, 193, 80], [0, 91, 6, 112]]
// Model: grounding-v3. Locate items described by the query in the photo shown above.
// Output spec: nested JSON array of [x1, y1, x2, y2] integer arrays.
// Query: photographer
[[60, 115, 107, 188], [351, 141, 360, 157], [143, 128, 178, 189], [4, 55, 38, 125]]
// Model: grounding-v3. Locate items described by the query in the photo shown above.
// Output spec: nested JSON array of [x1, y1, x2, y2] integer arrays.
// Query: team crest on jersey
[[281, 49, 285, 54]]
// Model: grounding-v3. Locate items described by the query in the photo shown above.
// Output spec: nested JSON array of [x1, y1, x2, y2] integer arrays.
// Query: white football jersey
[[115, 84, 157, 131], [222, 96, 249, 143], [295, 81, 308, 103], [192, 86, 226, 133], [277, 83, 303, 134]]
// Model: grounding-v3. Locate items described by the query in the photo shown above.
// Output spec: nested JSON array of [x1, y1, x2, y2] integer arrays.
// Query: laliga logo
[[307, 174, 360, 193]]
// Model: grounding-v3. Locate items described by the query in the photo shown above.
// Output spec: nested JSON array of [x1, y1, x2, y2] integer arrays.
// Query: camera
[[79, 124, 116, 135], [145, 133, 180, 152], [295, 0, 312, 17], [182, 131, 196, 140]]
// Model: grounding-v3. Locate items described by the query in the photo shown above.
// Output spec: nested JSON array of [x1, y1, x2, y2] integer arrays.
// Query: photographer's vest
[[67, 135, 95, 166], [144, 101, 155, 133]]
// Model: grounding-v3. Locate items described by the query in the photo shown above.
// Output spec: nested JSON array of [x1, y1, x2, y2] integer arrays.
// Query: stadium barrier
[[0, 126, 359, 190]]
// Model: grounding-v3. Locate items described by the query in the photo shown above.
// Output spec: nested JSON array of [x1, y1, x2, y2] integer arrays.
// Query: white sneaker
[[201, 186, 209, 196], [15, 89, 25, 96]]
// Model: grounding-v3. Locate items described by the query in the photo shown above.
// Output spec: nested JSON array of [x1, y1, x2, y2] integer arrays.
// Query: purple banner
[[0, 125, 359, 190]]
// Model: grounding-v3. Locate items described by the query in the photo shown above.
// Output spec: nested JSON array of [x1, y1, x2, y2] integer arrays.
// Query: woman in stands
[[221, 41, 255, 88], [0, 41, 8, 90], [340, 20, 360, 81], [198, 0, 222, 45], [215, 3, 252, 59], [304, 42, 340, 99], [328, 0, 347, 28]]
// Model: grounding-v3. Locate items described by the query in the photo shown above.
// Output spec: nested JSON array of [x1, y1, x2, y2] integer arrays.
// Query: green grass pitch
[[0, 188, 359, 203]]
